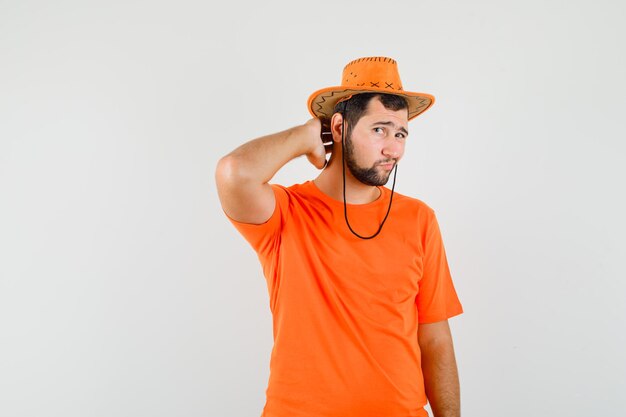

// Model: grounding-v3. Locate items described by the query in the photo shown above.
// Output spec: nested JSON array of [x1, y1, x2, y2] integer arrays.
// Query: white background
[[1, 1, 625, 416]]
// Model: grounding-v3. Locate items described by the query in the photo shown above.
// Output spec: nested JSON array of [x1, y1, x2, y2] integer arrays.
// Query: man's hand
[[302, 118, 331, 169]]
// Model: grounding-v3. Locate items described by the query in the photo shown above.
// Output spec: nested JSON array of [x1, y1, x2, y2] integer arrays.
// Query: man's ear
[[330, 112, 344, 143]]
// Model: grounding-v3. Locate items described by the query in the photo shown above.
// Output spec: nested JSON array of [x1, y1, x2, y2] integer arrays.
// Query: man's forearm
[[420, 339, 460, 417], [221, 120, 322, 185]]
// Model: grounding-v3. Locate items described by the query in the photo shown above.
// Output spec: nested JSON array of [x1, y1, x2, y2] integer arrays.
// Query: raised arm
[[215, 118, 327, 224]]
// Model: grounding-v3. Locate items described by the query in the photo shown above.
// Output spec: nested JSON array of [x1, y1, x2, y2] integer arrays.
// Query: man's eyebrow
[[371, 121, 409, 135]]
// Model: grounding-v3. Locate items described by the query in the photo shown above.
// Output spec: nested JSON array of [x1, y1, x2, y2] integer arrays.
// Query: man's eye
[[374, 127, 384, 134]]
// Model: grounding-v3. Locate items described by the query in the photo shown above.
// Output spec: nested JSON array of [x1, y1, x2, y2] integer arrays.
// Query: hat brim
[[307, 86, 435, 121]]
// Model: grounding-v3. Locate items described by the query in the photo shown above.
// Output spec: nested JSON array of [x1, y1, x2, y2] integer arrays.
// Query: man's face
[[343, 97, 409, 186]]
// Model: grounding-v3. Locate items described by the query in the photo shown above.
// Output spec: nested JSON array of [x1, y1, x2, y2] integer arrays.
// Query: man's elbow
[[214, 154, 275, 224], [215, 154, 253, 191]]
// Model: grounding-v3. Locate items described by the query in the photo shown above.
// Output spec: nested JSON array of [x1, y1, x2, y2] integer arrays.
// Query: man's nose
[[383, 140, 403, 159]]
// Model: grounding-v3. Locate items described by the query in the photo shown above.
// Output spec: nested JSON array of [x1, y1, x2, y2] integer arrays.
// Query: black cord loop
[[340, 100, 397, 240]]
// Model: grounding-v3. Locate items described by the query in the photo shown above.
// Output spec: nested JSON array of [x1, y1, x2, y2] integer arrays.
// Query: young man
[[216, 57, 464, 417]]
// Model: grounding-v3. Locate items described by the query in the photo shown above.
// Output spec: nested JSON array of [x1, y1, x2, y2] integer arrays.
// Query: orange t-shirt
[[228, 180, 463, 417]]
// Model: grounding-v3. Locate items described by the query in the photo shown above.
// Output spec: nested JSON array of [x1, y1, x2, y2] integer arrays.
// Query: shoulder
[[269, 181, 309, 198], [384, 187, 436, 219], [267, 181, 316, 208]]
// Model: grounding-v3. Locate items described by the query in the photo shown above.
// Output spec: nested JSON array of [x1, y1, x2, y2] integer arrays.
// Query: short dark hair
[[332, 93, 408, 138]]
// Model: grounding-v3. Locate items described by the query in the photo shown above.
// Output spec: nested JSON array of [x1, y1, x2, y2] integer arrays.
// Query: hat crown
[[341, 57, 404, 92]]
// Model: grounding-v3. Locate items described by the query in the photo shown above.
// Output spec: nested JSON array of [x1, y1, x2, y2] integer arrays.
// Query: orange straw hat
[[307, 56, 435, 121]]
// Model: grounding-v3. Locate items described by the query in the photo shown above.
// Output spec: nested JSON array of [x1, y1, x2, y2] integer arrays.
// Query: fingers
[[320, 131, 332, 147]]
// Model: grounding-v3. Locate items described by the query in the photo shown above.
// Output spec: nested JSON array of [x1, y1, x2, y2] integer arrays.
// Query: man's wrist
[[293, 120, 321, 156]]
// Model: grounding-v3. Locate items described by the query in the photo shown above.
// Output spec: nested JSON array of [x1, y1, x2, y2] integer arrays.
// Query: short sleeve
[[225, 184, 290, 263], [416, 211, 464, 323]]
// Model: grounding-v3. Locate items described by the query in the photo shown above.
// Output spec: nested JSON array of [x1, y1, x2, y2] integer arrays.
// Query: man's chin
[[347, 163, 394, 187], [363, 174, 391, 187], [376, 168, 393, 185]]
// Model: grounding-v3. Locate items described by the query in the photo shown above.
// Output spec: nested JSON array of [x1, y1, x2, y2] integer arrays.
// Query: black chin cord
[[341, 111, 397, 240]]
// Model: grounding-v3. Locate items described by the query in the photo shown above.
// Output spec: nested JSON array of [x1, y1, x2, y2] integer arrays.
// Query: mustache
[[376, 159, 398, 165]]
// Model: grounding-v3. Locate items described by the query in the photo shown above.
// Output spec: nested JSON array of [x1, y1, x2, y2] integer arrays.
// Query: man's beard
[[344, 134, 396, 186]]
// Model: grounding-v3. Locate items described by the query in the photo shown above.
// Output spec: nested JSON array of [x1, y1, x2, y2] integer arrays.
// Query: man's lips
[[378, 161, 396, 170]]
